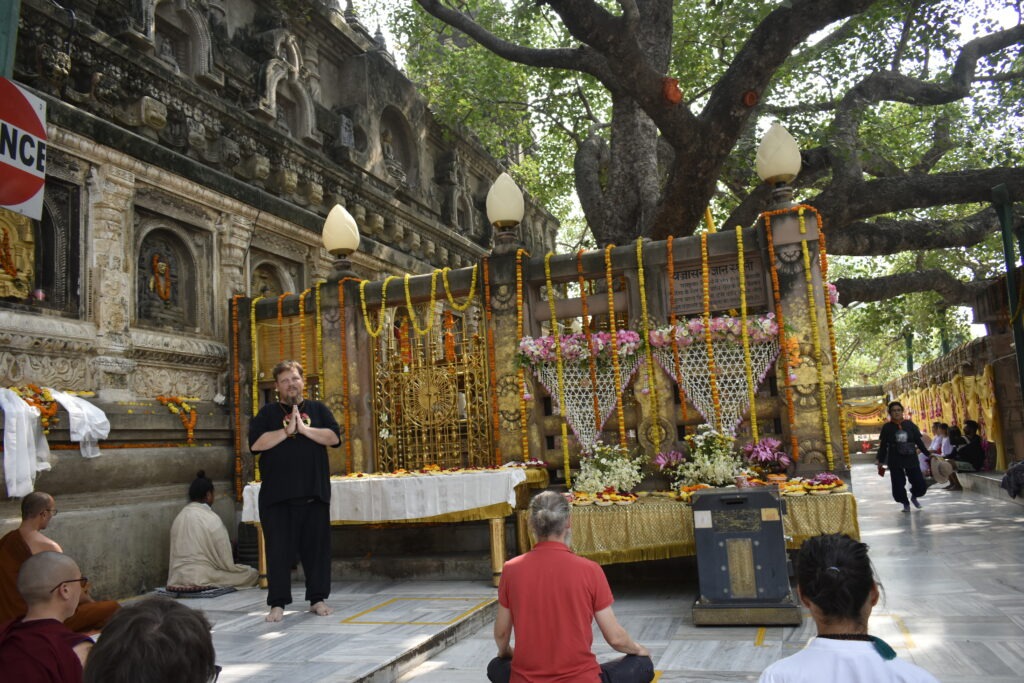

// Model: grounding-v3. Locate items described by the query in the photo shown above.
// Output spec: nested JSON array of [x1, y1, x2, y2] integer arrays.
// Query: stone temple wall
[[0, 0, 558, 598]]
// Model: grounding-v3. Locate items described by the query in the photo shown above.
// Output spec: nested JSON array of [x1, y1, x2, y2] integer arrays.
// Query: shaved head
[[18, 551, 80, 605], [21, 491, 53, 519]]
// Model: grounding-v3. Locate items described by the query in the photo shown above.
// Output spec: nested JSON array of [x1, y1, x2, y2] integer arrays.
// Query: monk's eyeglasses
[[46, 508, 57, 516], [49, 576, 88, 593]]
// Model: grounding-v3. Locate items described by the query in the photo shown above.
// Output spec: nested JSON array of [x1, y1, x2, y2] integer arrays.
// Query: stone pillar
[[86, 164, 136, 401], [764, 204, 845, 474], [218, 212, 253, 298]]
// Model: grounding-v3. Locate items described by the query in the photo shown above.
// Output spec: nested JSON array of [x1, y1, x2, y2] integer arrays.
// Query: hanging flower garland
[[299, 288, 310, 371], [483, 258, 502, 466], [403, 270, 439, 336], [360, 276, 398, 338], [515, 249, 531, 459], [762, 214, 799, 460], [443, 311, 457, 363], [441, 265, 478, 312], [276, 292, 293, 360], [801, 235, 834, 469], [231, 294, 244, 500], [735, 226, 759, 442], [635, 238, 661, 432], [818, 228, 850, 467], [338, 280, 354, 473], [665, 236, 688, 432], [250, 296, 264, 415], [545, 252, 573, 485], [604, 244, 628, 448], [700, 233, 722, 431], [10, 384, 59, 434], [315, 283, 324, 379], [156, 395, 198, 444], [576, 250, 602, 436]]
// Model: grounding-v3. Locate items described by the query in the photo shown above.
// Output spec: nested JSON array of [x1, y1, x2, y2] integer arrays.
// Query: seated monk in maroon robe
[[0, 493, 118, 632], [0, 551, 93, 682]]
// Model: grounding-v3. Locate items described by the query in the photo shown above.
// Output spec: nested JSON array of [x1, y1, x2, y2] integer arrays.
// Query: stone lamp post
[[323, 203, 361, 279], [486, 172, 525, 254]]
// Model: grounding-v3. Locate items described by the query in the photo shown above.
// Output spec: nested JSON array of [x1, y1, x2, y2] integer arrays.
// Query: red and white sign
[[0, 78, 47, 220]]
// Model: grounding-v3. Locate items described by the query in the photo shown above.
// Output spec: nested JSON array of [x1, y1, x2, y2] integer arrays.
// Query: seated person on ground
[[951, 420, 985, 472], [0, 551, 94, 682], [487, 490, 654, 683], [83, 596, 218, 683], [167, 470, 258, 589], [758, 534, 938, 683], [0, 491, 119, 632]]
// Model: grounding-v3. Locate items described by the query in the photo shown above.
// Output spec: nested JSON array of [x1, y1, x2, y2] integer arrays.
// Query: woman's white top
[[758, 637, 939, 683]]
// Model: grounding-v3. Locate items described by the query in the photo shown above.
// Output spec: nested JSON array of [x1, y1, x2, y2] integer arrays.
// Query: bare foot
[[310, 601, 333, 616], [265, 606, 284, 622]]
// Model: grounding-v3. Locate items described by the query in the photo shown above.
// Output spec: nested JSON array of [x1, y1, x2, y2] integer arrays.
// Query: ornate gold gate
[[371, 308, 493, 471]]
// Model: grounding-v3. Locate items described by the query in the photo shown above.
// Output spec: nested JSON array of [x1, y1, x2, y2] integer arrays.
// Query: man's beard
[[282, 392, 302, 406]]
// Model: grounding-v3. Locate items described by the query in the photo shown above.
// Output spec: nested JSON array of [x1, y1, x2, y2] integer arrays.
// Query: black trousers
[[889, 464, 928, 505], [259, 498, 331, 608], [487, 655, 654, 683]]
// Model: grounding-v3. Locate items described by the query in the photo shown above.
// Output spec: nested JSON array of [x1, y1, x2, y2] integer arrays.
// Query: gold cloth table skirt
[[518, 493, 859, 566]]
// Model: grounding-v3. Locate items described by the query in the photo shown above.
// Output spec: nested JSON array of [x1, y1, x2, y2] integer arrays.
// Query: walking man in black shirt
[[249, 360, 341, 622], [876, 401, 930, 512]]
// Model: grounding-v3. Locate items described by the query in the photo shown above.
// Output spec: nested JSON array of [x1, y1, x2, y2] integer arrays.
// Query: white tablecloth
[[241, 469, 527, 523]]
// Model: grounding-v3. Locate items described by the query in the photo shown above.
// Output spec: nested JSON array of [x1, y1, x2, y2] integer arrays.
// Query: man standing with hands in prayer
[[249, 360, 341, 622]]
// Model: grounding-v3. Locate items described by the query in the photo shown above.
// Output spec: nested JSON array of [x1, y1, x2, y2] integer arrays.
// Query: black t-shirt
[[248, 399, 341, 506], [876, 419, 927, 469]]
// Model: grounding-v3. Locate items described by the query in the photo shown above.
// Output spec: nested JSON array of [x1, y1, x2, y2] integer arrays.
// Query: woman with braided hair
[[758, 534, 938, 683]]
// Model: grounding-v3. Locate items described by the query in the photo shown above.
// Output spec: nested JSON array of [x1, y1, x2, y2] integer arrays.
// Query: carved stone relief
[[0, 351, 90, 389], [132, 364, 218, 399]]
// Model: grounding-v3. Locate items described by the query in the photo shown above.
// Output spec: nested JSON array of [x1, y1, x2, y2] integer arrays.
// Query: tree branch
[[832, 270, 989, 306]]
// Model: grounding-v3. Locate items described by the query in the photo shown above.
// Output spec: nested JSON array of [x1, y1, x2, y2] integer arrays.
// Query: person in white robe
[[167, 471, 258, 588]]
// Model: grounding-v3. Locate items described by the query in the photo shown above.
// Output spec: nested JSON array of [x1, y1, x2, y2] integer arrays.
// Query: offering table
[[243, 468, 528, 587]]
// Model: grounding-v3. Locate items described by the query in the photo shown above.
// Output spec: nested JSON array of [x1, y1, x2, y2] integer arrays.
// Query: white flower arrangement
[[572, 442, 646, 494], [674, 425, 743, 488]]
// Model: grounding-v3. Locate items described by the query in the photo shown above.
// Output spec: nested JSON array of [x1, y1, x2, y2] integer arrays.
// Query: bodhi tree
[[375, 0, 1023, 315]]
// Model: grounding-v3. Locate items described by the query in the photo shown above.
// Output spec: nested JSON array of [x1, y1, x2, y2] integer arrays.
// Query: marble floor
[[189, 461, 1024, 682]]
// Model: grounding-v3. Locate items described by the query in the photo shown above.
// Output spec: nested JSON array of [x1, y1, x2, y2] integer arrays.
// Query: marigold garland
[[10, 384, 59, 434], [736, 227, 759, 443], [360, 276, 397, 338], [315, 283, 324, 379], [483, 258, 502, 466], [299, 288, 310, 372], [515, 249, 531, 459], [604, 245, 628, 448], [700, 233, 722, 431], [404, 270, 439, 336], [801, 233, 833, 469], [276, 293, 293, 360], [762, 215, 799, 460], [576, 251, 602, 436], [250, 296, 264, 415], [443, 311, 457, 363], [545, 252, 572, 485], [635, 239, 661, 437], [441, 265, 478, 312], [231, 295, 244, 500], [818, 229, 850, 467], [665, 236, 688, 433], [156, 395, 198, 445], [338, 280, 355, 473]]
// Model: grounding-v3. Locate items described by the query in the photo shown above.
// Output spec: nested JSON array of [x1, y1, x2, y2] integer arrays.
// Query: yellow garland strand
[[299, 288, 310, 372], [666, 236, 688, 433], [250, 296, 264, 415], [315, 283, 323, 381], [231, 294, 244, 500], [604, 245, 628, 448], [700, 234, 722, 431], [483, 259, 502, 466], [516, 249, 531, 459], [404, 270, 440, 335], [736, 226, 759, 442], [801, 228, 834, 469], [545, 252, 572, 486], [819, 229, 850, 467], [635, 239, 660, 431], [360, 276, 397, 338], [441, 265, 479, 312]]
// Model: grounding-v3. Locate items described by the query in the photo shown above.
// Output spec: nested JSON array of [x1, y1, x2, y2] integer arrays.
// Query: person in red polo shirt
[[487, 491, 653, 683]]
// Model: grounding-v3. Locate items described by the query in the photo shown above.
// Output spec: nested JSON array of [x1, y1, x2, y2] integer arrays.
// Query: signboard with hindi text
[[671, 253, 768, 316]]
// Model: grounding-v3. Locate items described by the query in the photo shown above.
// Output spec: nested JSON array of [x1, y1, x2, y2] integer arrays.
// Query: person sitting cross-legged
[[487, 491, 654, 683], [0, 551, 94, 682]]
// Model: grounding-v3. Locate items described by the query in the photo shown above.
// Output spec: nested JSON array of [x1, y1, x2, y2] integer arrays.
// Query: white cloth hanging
[[0, 388, 51, 497], [48, 389, 110, 459]]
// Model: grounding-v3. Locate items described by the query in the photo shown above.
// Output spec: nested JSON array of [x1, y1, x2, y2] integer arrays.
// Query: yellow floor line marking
[[651, 672, 662, 682], [754, 627, 767, 646], [892, 614, 916, 649], [341, 597, 495, 625]]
